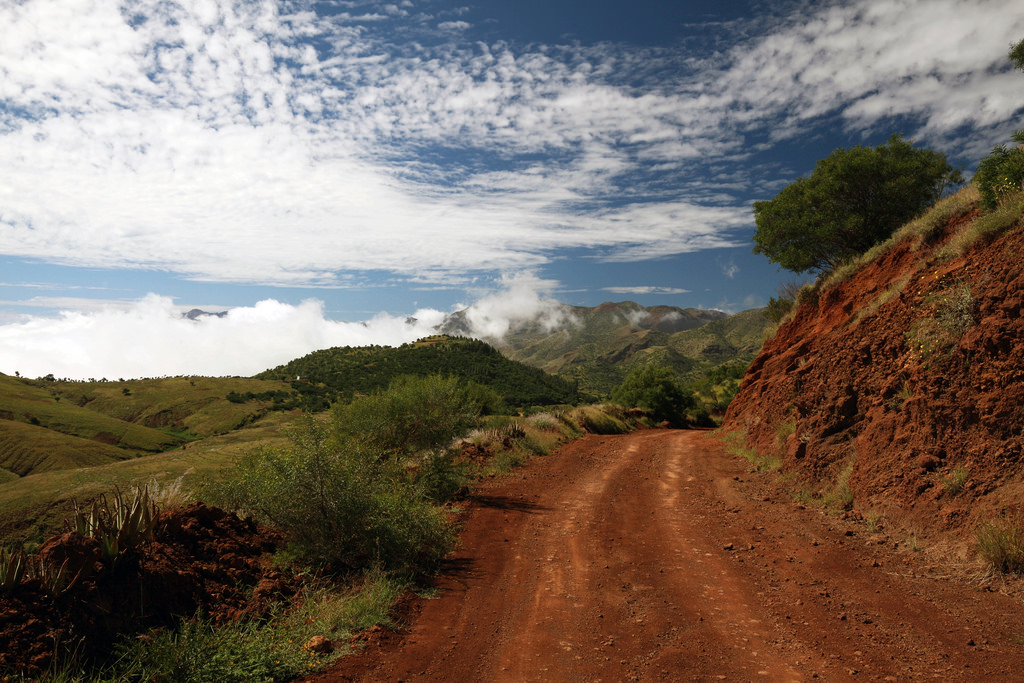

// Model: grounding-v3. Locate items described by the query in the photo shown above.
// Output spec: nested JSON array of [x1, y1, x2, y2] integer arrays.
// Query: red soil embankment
[[725, 209, 1024, 537]]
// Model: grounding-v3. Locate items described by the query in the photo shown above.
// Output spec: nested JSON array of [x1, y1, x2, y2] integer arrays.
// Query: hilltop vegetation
[[256, 336, 579, 407]]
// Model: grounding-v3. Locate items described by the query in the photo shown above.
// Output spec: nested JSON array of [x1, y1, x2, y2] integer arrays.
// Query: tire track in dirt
[[309, 430, 1024, 682]]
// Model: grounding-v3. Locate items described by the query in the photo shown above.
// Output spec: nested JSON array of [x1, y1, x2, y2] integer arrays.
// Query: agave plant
[[0, 545, 27, 593], [32, 556, 75, 597], [67, 486, 160, 567]]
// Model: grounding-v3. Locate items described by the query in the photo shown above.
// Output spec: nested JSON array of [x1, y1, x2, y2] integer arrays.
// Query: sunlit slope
[[0, 420, 129, 476], [0, 411, 297, 546], [492, 303, 769, 397], [0, 374, 180, 464], [666, 308, 769, 362], [0, 373, 302, 478], [51, 376, 293, 436]]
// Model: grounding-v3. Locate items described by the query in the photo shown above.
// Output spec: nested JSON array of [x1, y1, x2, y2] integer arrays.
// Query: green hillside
[[256, 336, 578, 407], [0, 373, 181, 455], [0, 411, 298, 546], [50, 376, 294, 436], [490, 303, 769, 397], [0, 420, 129, 476], [0, 373, 300, 479], [667, 308, 770, 372]]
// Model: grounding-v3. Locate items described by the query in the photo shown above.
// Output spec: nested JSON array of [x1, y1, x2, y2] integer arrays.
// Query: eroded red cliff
[[724, 197, 1024, 536]]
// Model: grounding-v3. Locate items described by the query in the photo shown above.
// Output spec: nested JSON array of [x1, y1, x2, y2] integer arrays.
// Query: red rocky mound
[[724, 201, 1024, 538], [0, 502, 293, 677]]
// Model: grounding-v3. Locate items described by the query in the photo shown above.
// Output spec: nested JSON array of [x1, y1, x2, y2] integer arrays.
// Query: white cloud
[[0, 0, 1022, 294], [0, 278, 578, 379], [457, 273, 577, 339], [713, 0, 1024, 148], [602, 286, 690, 295]]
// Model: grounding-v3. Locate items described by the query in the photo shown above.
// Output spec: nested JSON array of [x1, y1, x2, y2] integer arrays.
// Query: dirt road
[[309, 430, 1024, 682]]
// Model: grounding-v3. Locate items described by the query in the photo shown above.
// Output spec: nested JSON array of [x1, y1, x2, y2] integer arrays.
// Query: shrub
[[0, 545, 26, 593], [416, 451, 469, 502], [940, 465, 969, 496], [973, 39, 1024, 210], [334, 374, 483, 462], [977, 513, 1024, 573], [1012, 37, 1024, 71], [763, 296, 793, 323], [68, 487, 159, 568], [209, 416, 454, 571], [611, 365, 693, 426], [823, 459, 855, 511], [569, 405, 631, 435], [906, 279, 975, 360], [973, 140, 1024, 210]]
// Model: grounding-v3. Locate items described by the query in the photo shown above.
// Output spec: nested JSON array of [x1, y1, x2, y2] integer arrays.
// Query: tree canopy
[[611, 365, 693, 426], [1010, 37, 1024, 72], [752, 134, 962, 274]]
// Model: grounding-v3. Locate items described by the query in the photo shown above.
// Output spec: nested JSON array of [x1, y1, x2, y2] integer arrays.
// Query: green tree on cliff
[[753, 134, 962, 274], [973, 38, 1024, 210]]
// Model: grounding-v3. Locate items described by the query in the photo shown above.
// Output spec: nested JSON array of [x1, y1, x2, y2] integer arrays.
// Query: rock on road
[[308, 430, 1024, 682]]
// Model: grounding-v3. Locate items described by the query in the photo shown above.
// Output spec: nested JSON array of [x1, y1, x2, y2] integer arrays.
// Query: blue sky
[[1, 0, 1023, 379]]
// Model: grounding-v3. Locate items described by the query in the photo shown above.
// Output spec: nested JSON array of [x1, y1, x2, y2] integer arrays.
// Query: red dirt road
[[310, 430, 1024, 682]]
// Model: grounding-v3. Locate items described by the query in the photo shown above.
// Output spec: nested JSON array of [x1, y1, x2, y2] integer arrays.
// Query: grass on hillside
[[937, 189, 1024, 260], [51, 376, 297, 437], [0, 375, 183, 457], [0, 373, 301, 480], [0, 412, 298, 548], [716, 428, 781, 472], [0, 420, 128, 477]]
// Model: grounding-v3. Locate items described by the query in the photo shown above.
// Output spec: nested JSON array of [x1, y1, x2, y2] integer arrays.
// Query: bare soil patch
[[0, 502, 293, 676]]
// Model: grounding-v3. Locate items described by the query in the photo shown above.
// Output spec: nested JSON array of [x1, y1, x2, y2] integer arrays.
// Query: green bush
[[569, 405, 631, 435], [763, 296, 793, 323], [973, 139, 1024, 210], [209, 416, 454, 571], [973, 39, 1024, 210], [940, 465, 969, 496], [334, 374, 483, 461], [1012, 37, 1024, 71], [416, 450, 469, 502], [109, 612, 320, 683], [611, 365, 694, 426]]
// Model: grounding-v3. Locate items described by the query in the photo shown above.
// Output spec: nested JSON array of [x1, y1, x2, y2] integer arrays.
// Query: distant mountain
[[256, 336, 578, 407], [182, 309, 227, 320], [438, 301, 767, 398]]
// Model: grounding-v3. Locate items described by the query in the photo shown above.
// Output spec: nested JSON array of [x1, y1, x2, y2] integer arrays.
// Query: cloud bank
[[0, 279, 581, 380]]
